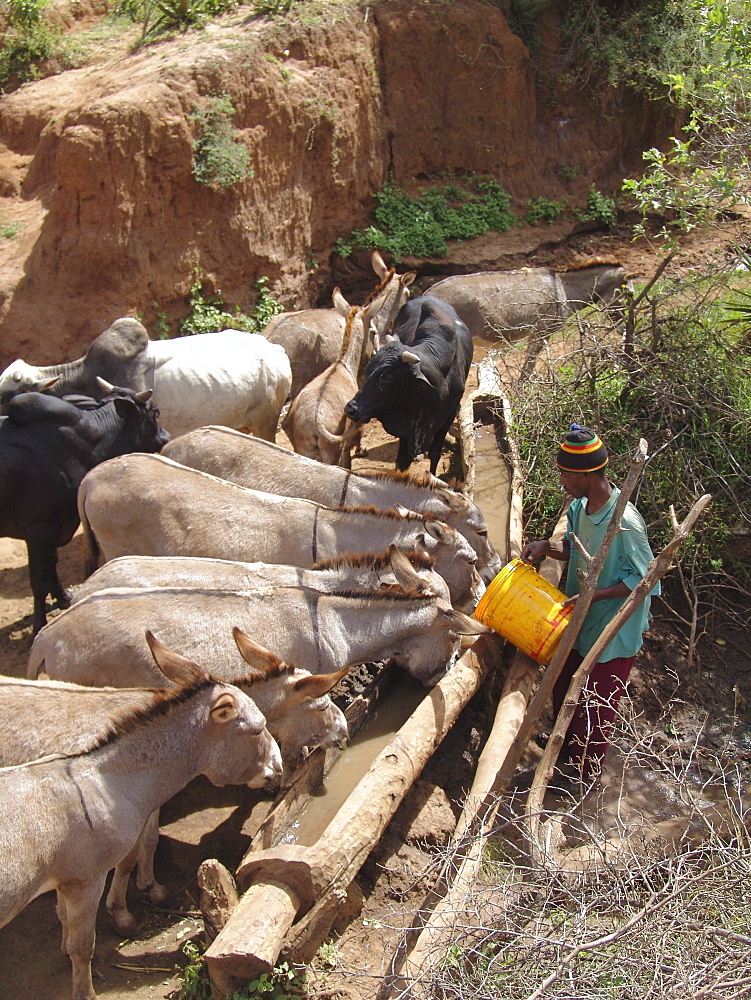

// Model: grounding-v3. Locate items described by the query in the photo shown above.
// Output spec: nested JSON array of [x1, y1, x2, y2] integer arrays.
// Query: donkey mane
[[328, 584, 435, 603], [340, 503, 438, 522], [338, 305, 360, 360], [311, 547, 436, 572], [363, 266, 396, 305], [88, 677, 217, 752], [234, 660, 297, 689], [561, 258, 622, 273]]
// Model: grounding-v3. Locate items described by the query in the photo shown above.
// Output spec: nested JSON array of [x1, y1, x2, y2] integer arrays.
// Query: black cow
[[345, 295, 473, 475], [0, 387, 170, 633]]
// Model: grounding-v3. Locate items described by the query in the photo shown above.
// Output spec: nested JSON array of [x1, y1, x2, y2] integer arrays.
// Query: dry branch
[[483, 438, 649, 803], [527, 491, 713, 856]]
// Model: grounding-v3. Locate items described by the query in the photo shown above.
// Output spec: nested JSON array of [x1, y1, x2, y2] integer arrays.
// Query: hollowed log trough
[[204, 364, 516, 994]]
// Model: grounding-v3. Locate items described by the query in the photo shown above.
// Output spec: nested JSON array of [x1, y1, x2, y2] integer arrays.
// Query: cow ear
[[145, 630, 206, 687], [293, 665, 350, 700], [111, 395, 137, 420], [33, 377, 59, 393], [233, 627, 282, 677], [402, 351, 431, 385], [434, 487, 470, 513]]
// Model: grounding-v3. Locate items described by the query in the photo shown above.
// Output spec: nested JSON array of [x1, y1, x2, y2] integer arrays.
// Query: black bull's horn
[[96, 376, 152, 404]]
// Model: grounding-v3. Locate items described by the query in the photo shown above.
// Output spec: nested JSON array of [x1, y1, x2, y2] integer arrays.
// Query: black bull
[[0, 389, 169, 633], [345, 296, 473, 474]]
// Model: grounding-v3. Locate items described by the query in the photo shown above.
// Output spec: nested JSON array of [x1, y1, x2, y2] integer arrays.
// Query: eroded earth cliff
[[0, 0, 677, 364]]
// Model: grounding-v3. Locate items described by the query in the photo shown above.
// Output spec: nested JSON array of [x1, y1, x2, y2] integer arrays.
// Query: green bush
[[577, 185, 618, 229], [254, 0, 293, 15], [509, 268, 751, 610], [179, 270, 281, 337], [559, 0, 702, 98], [557, 162, 581, 181], [335, 176, 515, 261], [190, 93, 252, 189], [0, 19, 58, 88], [524, 195, 568, 225], [177, 941, 304, 1000]]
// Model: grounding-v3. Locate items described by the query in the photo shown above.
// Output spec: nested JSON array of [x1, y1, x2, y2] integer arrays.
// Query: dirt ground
[[1, 218, 751, 1000]]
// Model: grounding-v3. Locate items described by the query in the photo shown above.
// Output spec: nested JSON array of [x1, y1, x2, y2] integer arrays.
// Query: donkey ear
[[233, 627, 283, 676], [388, 544, 428, 593], [434, 487, 470, 513], [370, 249, 389, 280], [333, 287, 350, 315], [423, 519, 452, 544], [442, 609, 494, 635], [293, 665, 350, 700], [145, 630, 206, 687], [210, 691, 240, 723]]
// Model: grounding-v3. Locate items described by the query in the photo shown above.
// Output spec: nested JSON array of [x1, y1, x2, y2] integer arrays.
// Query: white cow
[[0, 321, 292, 440]]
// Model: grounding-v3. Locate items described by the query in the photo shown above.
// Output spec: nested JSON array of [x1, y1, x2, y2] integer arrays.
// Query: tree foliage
[[619, 1, 751, 242]]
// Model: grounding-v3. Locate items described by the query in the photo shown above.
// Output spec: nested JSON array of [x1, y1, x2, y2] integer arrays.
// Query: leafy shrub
[[557, 162, 581, 181], [335, 176, 515, 260], [0, 217, 21, 239], [177, 942, 304, 1000], [179, 269, 281, 336], [190, 93, 252, 189], [0, 18, 58, 89], [524, 196, 567, 225], [254, 0, 293, 15], [577, 184, 618, 229], [560, 0, 702, 98], [507, 265, 751, 616], [251, 275, 283, 330]]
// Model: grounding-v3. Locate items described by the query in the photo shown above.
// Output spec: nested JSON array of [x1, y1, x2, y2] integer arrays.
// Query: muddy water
[[472, 422, 511, 565], [283, 675, 428, 847]]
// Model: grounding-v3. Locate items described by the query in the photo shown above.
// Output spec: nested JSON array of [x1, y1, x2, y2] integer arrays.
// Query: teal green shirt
[[564, 487, 660, 661]]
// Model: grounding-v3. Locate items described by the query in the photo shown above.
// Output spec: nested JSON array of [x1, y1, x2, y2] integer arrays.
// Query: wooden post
[[382, 516, 568, 995]]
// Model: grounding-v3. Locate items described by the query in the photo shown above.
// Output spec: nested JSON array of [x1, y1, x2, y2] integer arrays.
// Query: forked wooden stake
[[526, 490, 712, 855]]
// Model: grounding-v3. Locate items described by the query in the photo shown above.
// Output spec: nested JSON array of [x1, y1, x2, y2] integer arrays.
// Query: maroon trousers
[[552, 649, 635, 781]]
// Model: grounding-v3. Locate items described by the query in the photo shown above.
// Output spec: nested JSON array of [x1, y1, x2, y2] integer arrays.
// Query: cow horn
[[134, 389, 153, 403], [96, 376, 116, 393], [402, 350, 420, 364]]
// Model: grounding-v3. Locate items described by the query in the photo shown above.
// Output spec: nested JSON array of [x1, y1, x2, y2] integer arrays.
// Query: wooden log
[[204, 634, 503, 987], [197, 859, 238, 947], [382, 467, 565, 994]]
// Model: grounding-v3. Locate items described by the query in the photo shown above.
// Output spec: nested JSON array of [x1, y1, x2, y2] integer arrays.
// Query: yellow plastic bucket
[[473, 557, 572, 664]]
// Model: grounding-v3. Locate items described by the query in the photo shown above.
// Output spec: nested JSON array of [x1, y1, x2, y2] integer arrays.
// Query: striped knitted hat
[[556, 423, 608, 472]]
